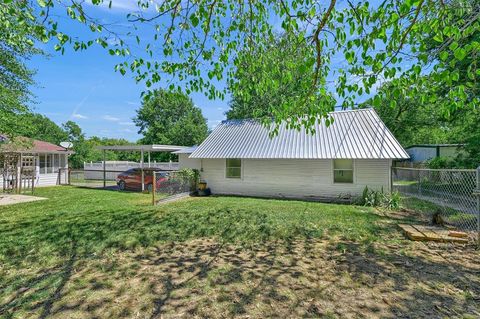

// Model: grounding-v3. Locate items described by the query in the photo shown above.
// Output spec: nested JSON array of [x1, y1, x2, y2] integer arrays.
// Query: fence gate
[[392, 166, 480, 240]]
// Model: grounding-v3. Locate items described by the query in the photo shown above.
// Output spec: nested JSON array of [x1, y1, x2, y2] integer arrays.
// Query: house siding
[[199, 159, 391, 200], [178, 154, 202, 170]]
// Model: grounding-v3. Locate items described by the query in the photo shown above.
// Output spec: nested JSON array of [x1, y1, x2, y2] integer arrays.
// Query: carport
[[96, 145, 186, 191]]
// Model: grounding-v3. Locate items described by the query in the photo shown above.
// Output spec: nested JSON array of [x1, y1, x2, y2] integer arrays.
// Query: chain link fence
[[152, 170, 197, 204], [392, 167, 480, 238]]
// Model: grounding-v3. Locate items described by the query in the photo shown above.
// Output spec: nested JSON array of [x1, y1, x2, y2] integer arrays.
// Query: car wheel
[[147, 183, 153, 193], [118, 180, 126, 191]]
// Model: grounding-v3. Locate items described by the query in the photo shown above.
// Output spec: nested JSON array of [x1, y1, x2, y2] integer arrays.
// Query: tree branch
[[311, 0, 336, 88]]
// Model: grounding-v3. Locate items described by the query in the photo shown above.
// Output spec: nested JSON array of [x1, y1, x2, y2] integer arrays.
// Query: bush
[[426, 156, 456, 169], [360, 186, 400, 209], [175, 168, 200, 190]]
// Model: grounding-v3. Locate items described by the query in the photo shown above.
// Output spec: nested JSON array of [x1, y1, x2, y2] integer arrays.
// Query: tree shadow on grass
[[2, 200, 478, 318], [0, 241, 78, 319], [323, 240, 480, 318]]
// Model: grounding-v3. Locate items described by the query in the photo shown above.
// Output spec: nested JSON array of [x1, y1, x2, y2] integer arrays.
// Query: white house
[[178, 108, 409, 201], [0, 139, 73, 188]]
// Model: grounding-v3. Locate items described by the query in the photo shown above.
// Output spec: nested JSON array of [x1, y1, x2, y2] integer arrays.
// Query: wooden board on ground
[[398, 224, 469, 244]]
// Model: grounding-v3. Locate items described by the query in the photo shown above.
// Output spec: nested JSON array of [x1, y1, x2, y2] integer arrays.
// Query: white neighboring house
[[0, 139, 73, 187], [177, 108, 409, 200]]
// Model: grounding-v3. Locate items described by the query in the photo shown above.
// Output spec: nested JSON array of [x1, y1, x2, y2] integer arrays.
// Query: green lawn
[[0, 187, 478, 318]]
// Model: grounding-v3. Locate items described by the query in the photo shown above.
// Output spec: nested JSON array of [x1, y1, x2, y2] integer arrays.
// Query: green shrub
[[360, 186, 400, 209]]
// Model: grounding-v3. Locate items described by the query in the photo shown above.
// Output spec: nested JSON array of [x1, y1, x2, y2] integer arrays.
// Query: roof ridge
[[220, 108, 374, 124]]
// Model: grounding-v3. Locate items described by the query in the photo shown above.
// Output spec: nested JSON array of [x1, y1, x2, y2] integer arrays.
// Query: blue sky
[[27, 2, 229, 142]]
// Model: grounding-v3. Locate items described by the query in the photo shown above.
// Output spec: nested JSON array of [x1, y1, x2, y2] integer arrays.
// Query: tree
[[62, 121, 89, 168], [0, 1, 41, 137], [226, 33, 335, 125], [83, 137, 139, 163], [0, 110, 68, 144], [134, 89, 208, 160], [366, 79, 480, 168], [3, 0, 478, 132]]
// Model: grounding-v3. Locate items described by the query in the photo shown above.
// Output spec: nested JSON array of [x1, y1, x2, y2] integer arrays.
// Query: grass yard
[[0, 187, 479, 318]]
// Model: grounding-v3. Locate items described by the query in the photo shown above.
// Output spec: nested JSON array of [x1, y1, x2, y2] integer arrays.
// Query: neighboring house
[[404, 144, 465, 163], [179, 108, 409, 200], [0, 138, 73, 187]]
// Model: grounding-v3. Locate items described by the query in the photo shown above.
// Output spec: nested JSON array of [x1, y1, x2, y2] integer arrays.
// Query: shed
[[404, 144, 465, 163], [181, 108, 409, 200]]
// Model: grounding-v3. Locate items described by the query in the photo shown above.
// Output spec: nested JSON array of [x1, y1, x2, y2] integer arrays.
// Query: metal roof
[[96, 144, 186, 152], [190, 108, 409, 159], [173, 146, 198, 154]]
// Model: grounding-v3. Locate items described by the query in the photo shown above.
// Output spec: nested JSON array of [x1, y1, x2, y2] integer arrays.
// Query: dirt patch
[[2, 237, 478, 319], [0, 194, 46, 206]]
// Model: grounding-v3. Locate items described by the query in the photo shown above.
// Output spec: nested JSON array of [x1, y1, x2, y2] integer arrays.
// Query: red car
[[116, 168, 169, 192]]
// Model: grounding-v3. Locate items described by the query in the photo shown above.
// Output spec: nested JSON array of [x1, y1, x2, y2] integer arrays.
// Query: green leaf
[[433, 33, 443, 43], [190, 14, 199, 27], [453, 48, 466, 61], [37, 0, 47, 7], [439, 51, 448, 61]]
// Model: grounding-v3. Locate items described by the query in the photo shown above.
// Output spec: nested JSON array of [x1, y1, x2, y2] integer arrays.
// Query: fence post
[[417, 170, 421, 195], [152, 171, 156, 206], [476, 166, 480, 243]]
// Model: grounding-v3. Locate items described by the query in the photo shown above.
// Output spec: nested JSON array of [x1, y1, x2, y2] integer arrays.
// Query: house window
[[38, 154, 60, 174], [54, 154, 60, 173], [39, 155, 46, 174], [47, 154, 53, 173], [226, 159, 242, 178], [333, 159, 353, 183]]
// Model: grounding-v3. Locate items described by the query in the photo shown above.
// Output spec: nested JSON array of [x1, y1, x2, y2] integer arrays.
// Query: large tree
[[226, 33, 334, 126], [3, 0, 478, 131], [134, 89, 208, 157], [0, 1, 41, 137]]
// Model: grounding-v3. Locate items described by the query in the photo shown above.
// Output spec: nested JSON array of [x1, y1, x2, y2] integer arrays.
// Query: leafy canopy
[[3, 0, 480, 129], [134, 89, 208, 159], [226, 32, 336, 130], [0, 1, 42, 136]]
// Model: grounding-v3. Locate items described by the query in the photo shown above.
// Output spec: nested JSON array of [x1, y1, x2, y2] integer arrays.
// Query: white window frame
[[225, 158, 242, 179], [332, 159, 355, 184]]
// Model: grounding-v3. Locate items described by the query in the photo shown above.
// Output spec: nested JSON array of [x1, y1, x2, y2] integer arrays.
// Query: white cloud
[[103, 115, 120, 122], [119, 121, 135, 126], [120, 128, 135, 133], [126, 101, 139, 106], [217, 107, 223, 111], [72, 113, 88, 119]]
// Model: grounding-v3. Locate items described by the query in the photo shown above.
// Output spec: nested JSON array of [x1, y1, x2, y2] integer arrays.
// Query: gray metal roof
[[190, 108, 409, 159], [173, 146, 198, 154]]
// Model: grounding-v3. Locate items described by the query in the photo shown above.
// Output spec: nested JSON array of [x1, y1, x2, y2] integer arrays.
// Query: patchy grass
[[400, 196, 479, 230], [0, 187, 478, 318]]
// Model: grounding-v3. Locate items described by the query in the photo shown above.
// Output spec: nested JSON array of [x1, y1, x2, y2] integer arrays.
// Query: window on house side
[[333, 159, 353, 183], [226, 159, 241, 178]]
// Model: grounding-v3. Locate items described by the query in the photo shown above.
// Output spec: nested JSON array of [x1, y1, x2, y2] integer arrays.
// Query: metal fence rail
[[65, 169, 119, 189], [392, 167, 480, 238]]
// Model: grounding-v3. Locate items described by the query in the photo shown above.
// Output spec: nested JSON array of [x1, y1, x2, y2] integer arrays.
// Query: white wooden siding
[[178, 154, 202, 170], [0, 172, 68, 188], [200, 159, 391, 199]]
